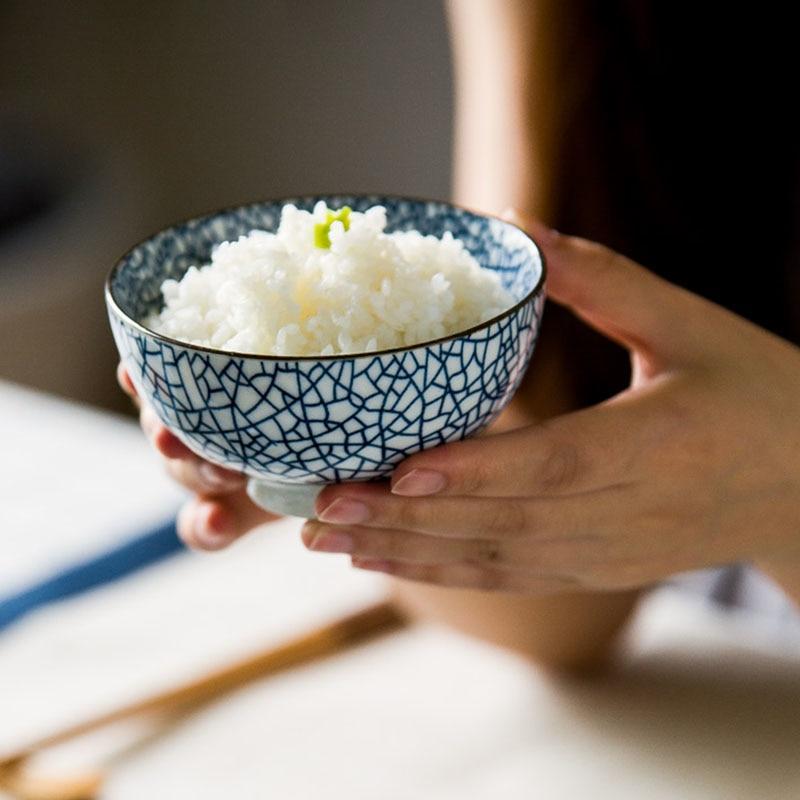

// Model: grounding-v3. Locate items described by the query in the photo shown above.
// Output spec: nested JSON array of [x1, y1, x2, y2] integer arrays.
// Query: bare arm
[[448, 0, 557, 218]]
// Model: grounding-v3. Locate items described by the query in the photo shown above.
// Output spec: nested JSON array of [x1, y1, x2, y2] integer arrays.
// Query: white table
[[2, 379, 800, 799]]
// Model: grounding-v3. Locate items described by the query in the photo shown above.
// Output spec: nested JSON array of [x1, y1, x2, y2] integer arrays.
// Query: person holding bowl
[[118, 0, 800, 670]]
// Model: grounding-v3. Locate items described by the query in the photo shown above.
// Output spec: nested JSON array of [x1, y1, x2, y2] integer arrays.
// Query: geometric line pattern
[[107, 196, 546, 484]]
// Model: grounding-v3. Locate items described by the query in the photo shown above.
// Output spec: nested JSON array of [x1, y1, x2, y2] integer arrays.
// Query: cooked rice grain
[[146, 202, 513, 356]]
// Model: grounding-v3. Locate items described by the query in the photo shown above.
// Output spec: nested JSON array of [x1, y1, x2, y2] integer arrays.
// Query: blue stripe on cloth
[[0, 519, 185, 632]]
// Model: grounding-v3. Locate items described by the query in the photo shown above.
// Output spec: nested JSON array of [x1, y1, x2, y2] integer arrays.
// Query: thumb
[[505, 208, 695, 359]]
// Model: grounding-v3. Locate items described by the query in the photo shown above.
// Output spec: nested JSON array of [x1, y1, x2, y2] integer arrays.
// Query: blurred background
[[0, 0, 452, 412], [5, 7, 800, 797]]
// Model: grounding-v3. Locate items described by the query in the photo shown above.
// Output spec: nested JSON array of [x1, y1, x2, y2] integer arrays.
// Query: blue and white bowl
[[106, 195, 546, 517]]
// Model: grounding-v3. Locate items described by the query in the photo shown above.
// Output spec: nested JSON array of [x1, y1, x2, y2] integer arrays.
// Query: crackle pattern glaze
[[107, 196, 545, 484]]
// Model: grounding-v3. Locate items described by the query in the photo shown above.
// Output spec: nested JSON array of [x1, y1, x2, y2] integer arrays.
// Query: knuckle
[[167, 459, 203, 493], [389, 499, 426, 531], [487, 499, 528, 535], [537, 436, 583, 493], [366, 531, 400, 560], [452, 455, 491, 496], [471, 538, 504, 565]]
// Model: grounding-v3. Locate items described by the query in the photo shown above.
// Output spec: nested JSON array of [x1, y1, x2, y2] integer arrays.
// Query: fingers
[[301, 518, 591, 574], [117, 364, 274, 553], [119, 362, 197, 461], [178, 490, 279, 550], [116, 363, 140, 408], [505, 208, 703, 362], [139, 404, 245, 495], [165, 455, 246, 496], [317, 482, 531, 538], [314, 481, 615, 541], [302, 519, 510, 565], [139, 404, 195, 460], [390, 403, 644, 499], [120, 364, 196, 461]]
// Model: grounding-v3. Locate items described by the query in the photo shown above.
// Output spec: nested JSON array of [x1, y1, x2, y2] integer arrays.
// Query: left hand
[[301, 211, 800, 593], [116, 364, 279, 550]]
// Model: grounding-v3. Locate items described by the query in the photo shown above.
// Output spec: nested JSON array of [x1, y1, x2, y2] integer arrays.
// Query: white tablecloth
[[2, 379, 800, 799]]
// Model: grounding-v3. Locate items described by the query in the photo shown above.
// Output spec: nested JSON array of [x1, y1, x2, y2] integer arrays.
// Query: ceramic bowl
[[106, 195, 546, 517]]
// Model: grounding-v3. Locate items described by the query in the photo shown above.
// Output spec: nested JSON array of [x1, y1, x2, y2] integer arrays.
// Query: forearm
[[390, 580, 640, 672], [447, 0, 557, 217]]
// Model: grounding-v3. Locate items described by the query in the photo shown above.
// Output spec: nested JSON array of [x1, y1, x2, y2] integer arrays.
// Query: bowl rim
[[105, 193, 547, 362]]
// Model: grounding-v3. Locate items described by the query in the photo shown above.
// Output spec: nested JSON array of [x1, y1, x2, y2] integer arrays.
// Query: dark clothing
[[544, 3, 800, 404]]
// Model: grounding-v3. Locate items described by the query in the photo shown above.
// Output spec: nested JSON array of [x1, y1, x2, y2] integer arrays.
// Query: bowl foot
[[246, 478, 324, 519]]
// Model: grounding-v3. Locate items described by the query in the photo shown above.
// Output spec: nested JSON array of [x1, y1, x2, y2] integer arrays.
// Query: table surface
[[2, 379, 800, 799]]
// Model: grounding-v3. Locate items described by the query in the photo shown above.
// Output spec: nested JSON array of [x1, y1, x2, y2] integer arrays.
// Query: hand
[[116, 364, 279, 549], [116, 346, 544, 554], [301, 211, 800, 593]]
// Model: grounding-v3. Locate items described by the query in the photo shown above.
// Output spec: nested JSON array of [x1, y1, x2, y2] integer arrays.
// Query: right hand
[[116, 364, 280, 550]]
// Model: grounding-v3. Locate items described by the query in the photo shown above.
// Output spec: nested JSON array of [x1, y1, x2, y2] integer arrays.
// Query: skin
[[118, 361, 277, 551], [116, 213, 800, 660], [117, 303, 640, 675], [117, 260, 641, 675], [303, 213, 800, 603]]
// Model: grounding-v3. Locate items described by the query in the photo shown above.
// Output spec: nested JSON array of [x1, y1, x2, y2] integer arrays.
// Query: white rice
[[146, 202, 514, 357]]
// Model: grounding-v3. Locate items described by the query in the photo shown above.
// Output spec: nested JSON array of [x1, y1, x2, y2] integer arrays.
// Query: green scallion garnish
[[313, 206, 352, 248]]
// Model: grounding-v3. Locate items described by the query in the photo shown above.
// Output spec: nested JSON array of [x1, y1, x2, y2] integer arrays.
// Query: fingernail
[[199, 462, 243, 488], [391, 469, 446, 497], [317, 497, 370, 524], [308, 530, 355, 554]]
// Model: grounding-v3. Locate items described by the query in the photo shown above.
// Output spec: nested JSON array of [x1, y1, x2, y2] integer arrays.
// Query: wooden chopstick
[[0, 601, 406, 769]]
